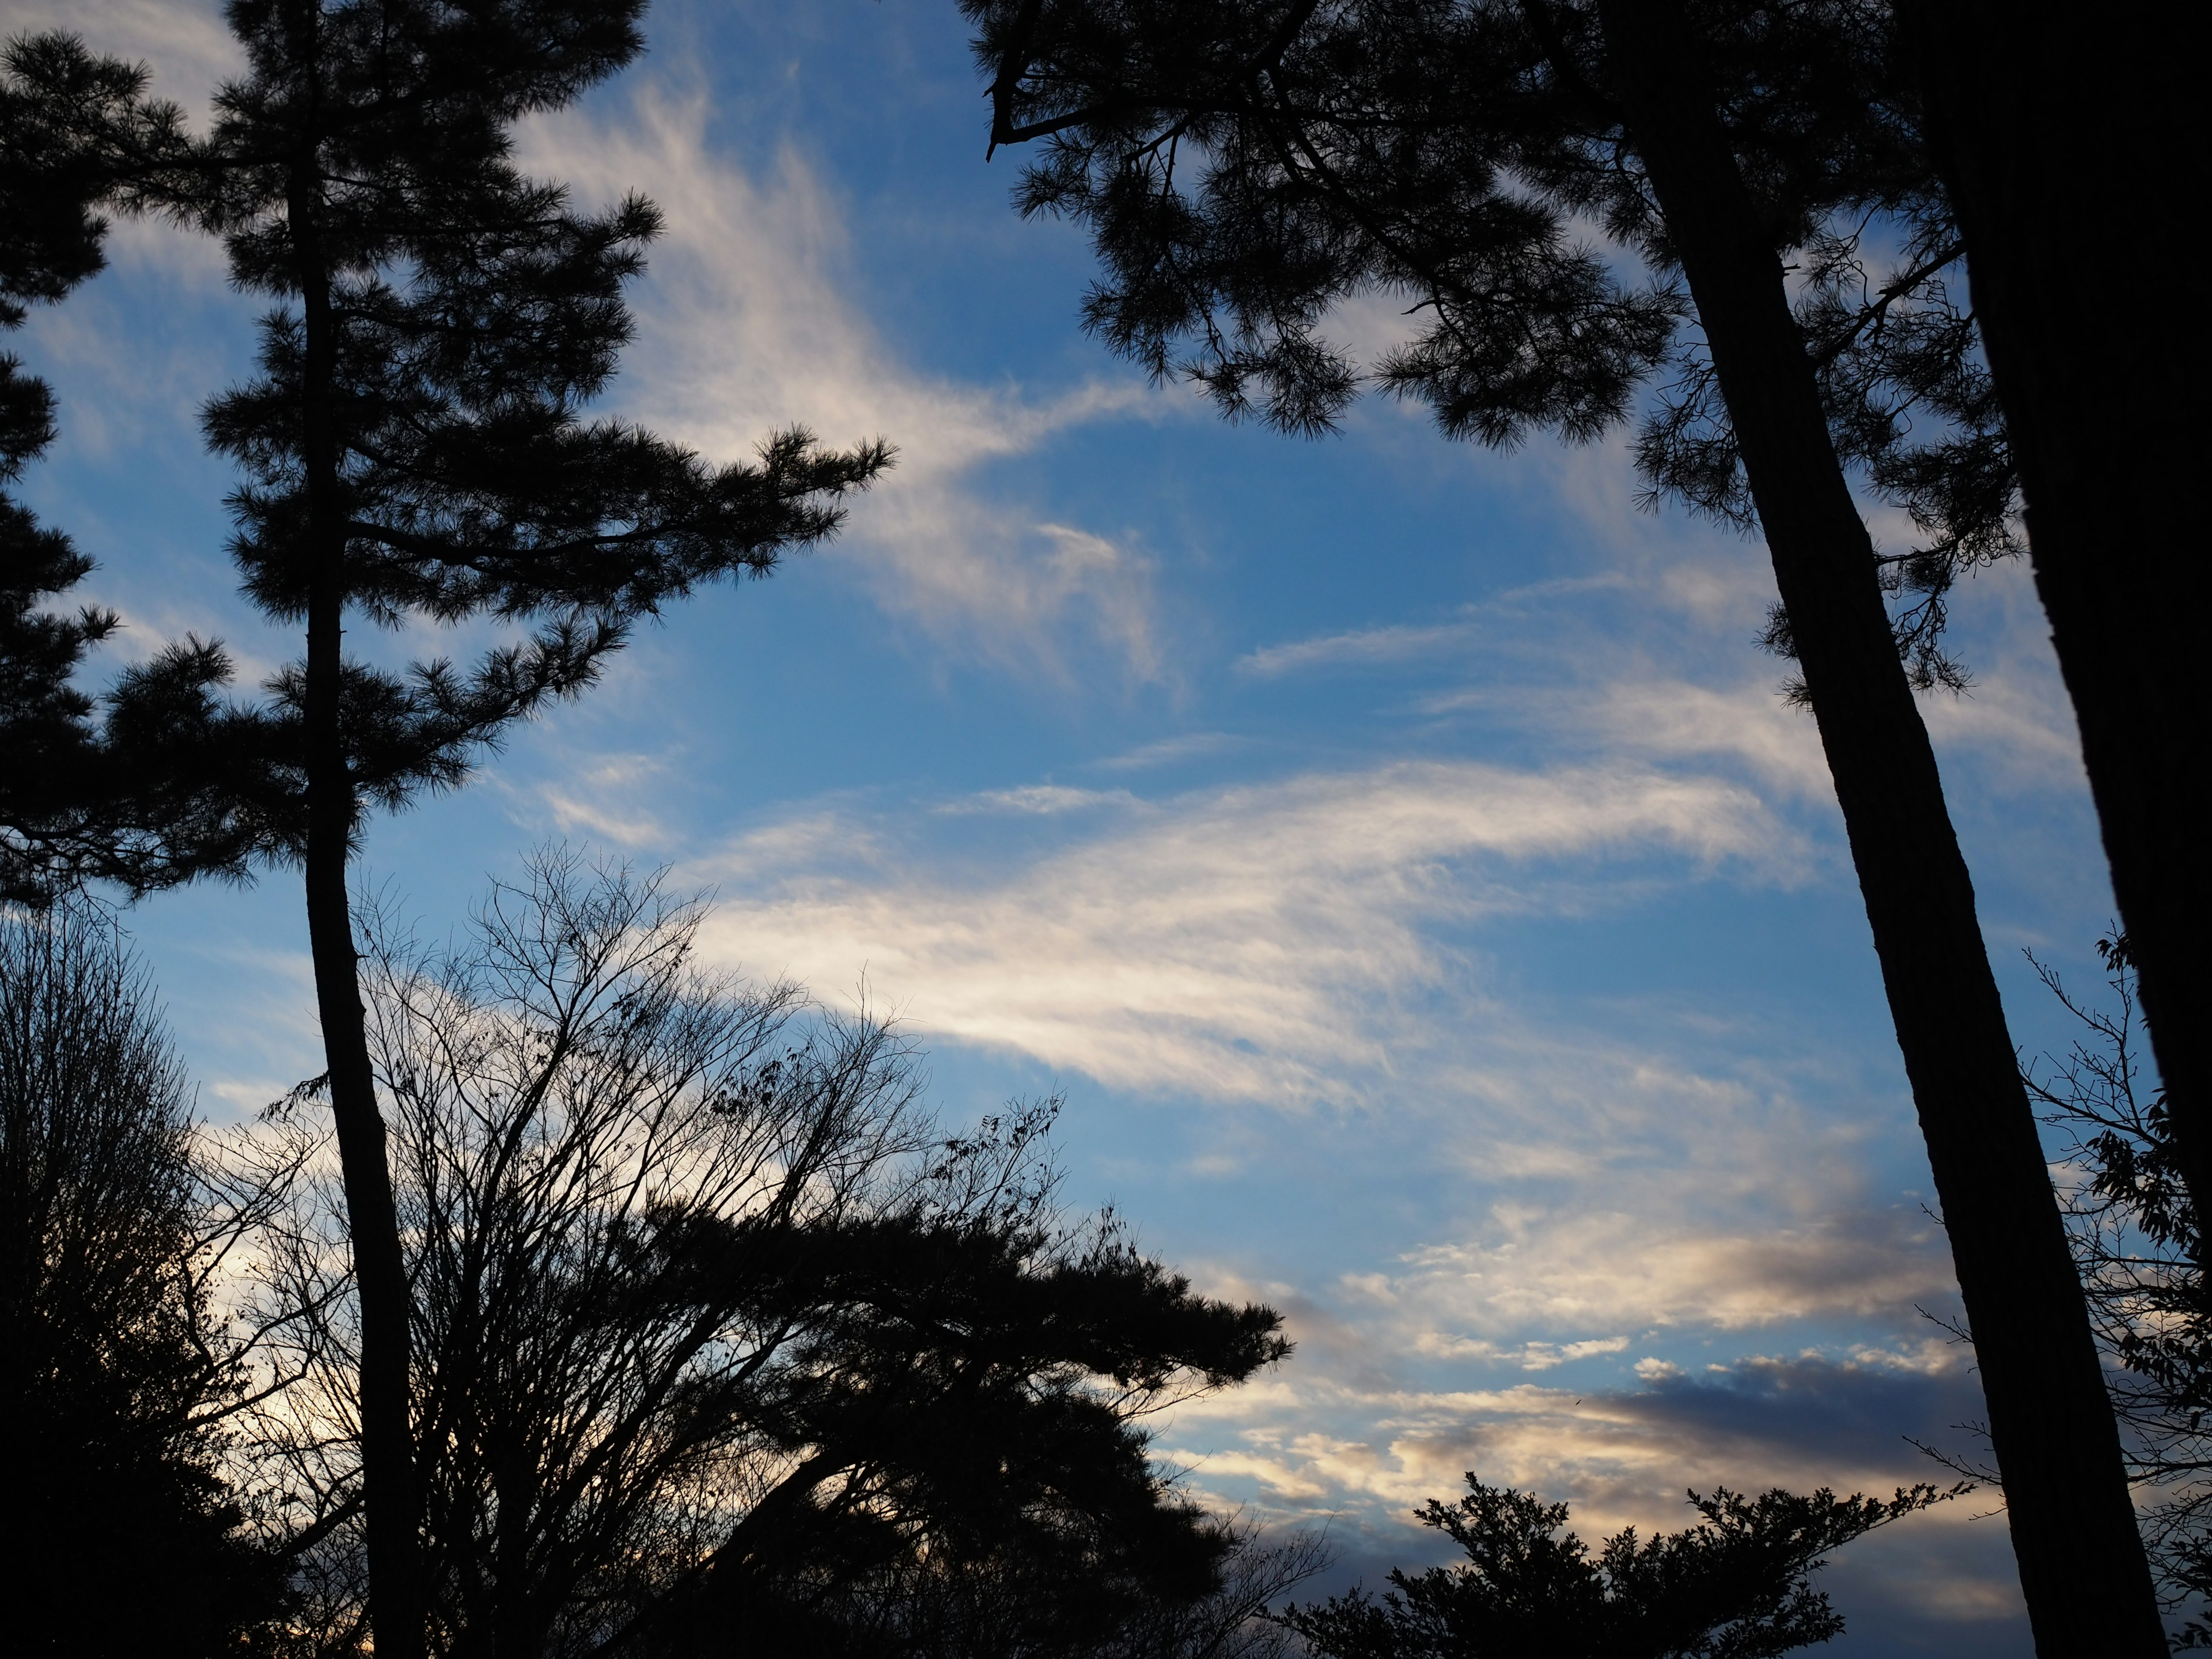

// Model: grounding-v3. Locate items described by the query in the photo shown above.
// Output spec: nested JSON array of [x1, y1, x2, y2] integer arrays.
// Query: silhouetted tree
[[29, 3, 894, 1650], [1900, 1, 2212, 1266], [2031, 935, 2212, 1637], [0, 901, 288, 1653], [240, 856, 1289, 1656], [0, 35, 124, 900], [957, 1, 2152, 1642], [1281, 1476, 1951, 1658], [1, 35, 267, 904]]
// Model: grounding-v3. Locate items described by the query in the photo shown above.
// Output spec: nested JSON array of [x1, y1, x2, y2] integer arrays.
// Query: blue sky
[[12, 1, 2135, 1649]]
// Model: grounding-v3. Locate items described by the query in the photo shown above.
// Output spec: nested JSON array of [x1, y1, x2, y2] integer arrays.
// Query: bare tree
[[238, 853, 1290, 1656], [1104, 1519, 1332, 1659], [2028, 938, 2212, 1633]]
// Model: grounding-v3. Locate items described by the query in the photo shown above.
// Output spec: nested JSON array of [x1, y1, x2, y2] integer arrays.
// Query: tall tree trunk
[[1594, 4, 2160, 1650], [292, 179, 429, 1659], [1900, 0, 2212, 1255]]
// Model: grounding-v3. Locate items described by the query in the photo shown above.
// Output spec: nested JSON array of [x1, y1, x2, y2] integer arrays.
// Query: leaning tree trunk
[[1901, 0, 2212, 1256], [1594, 4, 2160, 1650], [292, 179, 429, 1659]]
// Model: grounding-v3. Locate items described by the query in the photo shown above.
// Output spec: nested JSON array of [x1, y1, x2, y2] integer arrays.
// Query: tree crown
[[1282, 1473, 1954, 1658], [965, 0, 2016, 690]]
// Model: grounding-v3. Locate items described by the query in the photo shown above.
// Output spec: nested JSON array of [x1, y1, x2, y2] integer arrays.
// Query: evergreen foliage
[[142, 0, 890, 853], [965, 0, 2012, 691], [25, 5, 900, 1646], [1282, 1476, 1950, 1659], [0, 35, 256, 904], [0, 902, 288, 1654]]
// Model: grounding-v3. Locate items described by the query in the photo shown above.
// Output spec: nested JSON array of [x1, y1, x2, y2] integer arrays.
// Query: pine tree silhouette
[[1, 35, 261, 903], [1284, 1476, 1953, 1659]]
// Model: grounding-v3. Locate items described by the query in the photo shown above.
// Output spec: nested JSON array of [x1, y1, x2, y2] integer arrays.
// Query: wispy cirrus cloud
[[937, 785, 1140, 817], [533, 752, 676, 847], [1365, 1200, 1957, 1353], [1236, 615, 1480, 677], [1092, 732, 1245, 772], [687, 757, 1806, 1102], [666, 729, 2000, 1622], [26, 5, 1179, 685], [516, 85, 1175, 681]]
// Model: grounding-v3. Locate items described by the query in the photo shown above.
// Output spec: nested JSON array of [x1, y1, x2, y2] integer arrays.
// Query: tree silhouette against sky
[[1283, 1476, 1954, 1659], [0, 903, 290, 1656], [1, 35, 264, 903], [959, 0, 2157, 1643], [239, 856, 1293, 1653], [40, 2, 892, 1649]]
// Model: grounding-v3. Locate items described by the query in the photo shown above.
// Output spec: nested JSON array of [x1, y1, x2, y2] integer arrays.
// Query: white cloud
[[1578, 677, 1836, 801], [1415, 675, 1834, 804], [1920, 647, 2091, 798], [1384, 1202, 1956, 1338], [1419, 1334, 1633, 1370], [516, 86, 1173, 679], [13, 0, 242, 124], [534, 752, 675, 847], [1237, 616, 1479, 677], [688, 758, 1804, 1103], [1093, 732, 1244, 771], [939, 785, 1139, 817]]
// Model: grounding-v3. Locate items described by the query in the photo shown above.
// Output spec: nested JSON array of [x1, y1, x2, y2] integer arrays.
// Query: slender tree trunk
[[1594, 5, 2160, 1650], [1900, 0, 2212, 1255], [291, 172, 429, 1659]]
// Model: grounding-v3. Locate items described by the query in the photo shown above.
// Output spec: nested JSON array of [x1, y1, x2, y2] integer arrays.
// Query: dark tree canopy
[[139, 0, 891, 855], [0, 902, 288, 1654], [14, 5, 900, 1647], [1282, 1476, 1952, 1659], [631, 1211, 1291, 1657], [967, 0, 2013, 690], [0, 35, 263, 904], [5, 2, 893, 893]]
